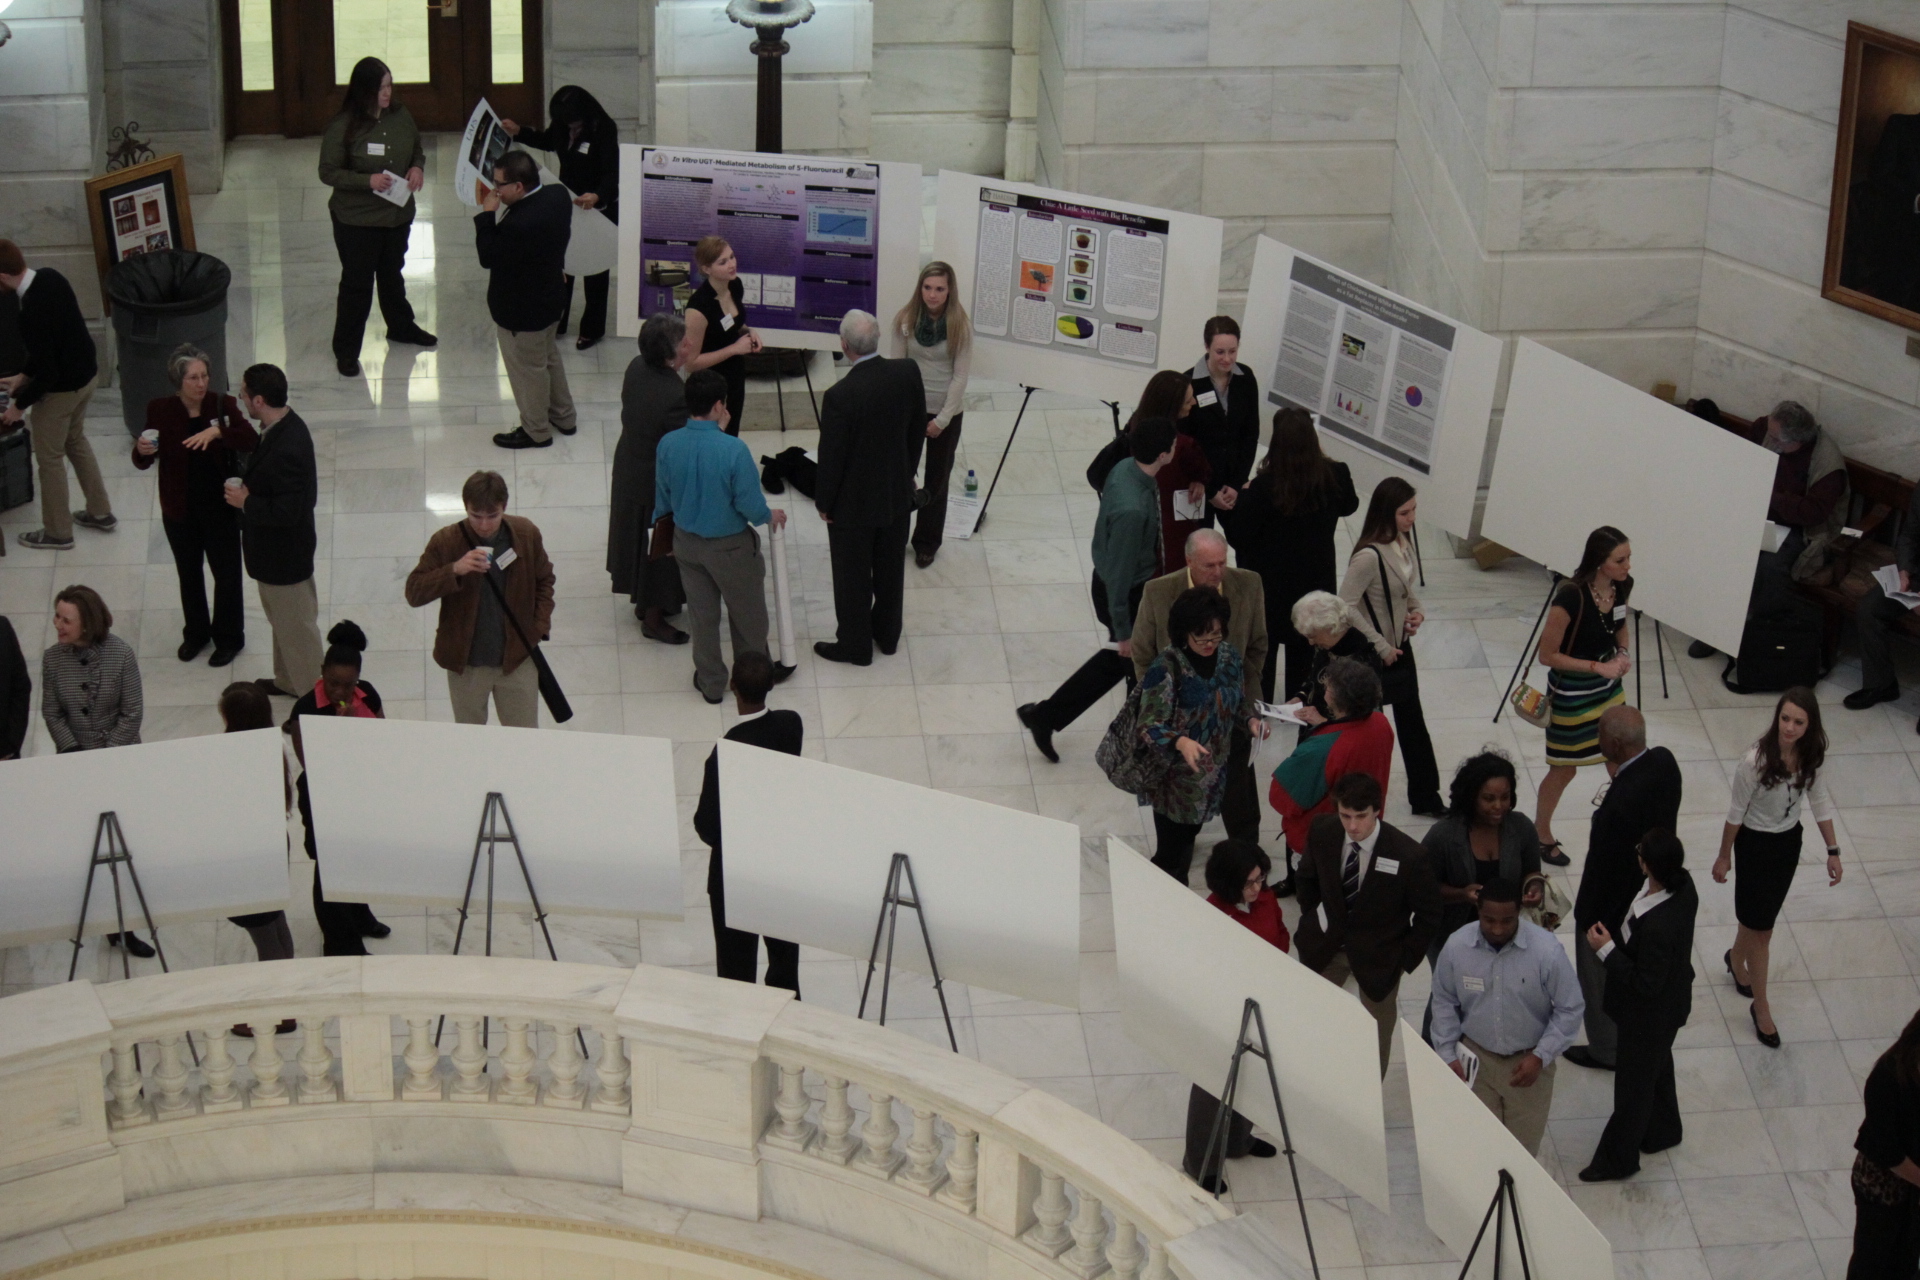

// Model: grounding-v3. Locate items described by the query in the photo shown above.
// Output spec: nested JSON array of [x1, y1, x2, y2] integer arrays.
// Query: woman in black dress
[[683, 235, 761, 434], [1221, 407, 1358, 700], [501, 85, 619, 349], [1849, 1008, 1920, 1279]]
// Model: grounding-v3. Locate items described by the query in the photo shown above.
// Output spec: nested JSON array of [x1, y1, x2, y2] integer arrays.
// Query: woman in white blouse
[[888, 261, 971, 570], [1712, 687, 1842, 1049]]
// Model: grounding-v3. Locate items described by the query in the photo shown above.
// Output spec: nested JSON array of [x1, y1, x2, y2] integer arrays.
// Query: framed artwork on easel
[[82, 153, 197, 309]]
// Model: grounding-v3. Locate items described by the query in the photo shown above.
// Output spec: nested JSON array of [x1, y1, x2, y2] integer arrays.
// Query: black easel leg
[[1495, 575, 1561, 723], [68, 815, 106, 981], [976, 385, 1036, 529], [1656, 620, 1669, 698], [438, 794, 497, 1047], [1249, 1003, 1318, 1280], [803, 352, 820, 427], [1635, 610, 1643, 707], [898, 857, 959, 1051], [1412, 524, 1426, 587], [857, 855, 903, 1020]]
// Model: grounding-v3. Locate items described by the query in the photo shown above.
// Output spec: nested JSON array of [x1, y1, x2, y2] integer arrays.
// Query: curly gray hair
[[638, 312, 686, 370], [1322, 656, 1382, 718], [166, 344, 212, 390], [1769, 400, 1818, 445], [1290, 590, 1349, 639]]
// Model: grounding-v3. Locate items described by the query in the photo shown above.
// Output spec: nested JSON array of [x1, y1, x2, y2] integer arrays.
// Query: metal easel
[[1452, 1168, 1536, 1280], [68, 811, 197, 1065], [1196, 998, 1317, 1278], [857, 853, 959, 1051], [977, 389, 1123, 530]]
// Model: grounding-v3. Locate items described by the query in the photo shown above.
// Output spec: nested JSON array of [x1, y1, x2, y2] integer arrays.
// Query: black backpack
[[1086, 428, 1129, 494], [1722, 594, 1824, 694]]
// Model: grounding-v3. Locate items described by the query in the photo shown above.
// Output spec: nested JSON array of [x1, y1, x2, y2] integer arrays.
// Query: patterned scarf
[[914, 310, 947, 348]]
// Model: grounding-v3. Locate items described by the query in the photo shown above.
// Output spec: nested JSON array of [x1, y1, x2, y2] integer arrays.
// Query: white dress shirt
[[1596, 879, 1671, 961]]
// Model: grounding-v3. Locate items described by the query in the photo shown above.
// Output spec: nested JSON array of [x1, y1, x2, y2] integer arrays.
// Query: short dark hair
[[241, 363, 289, 408], [1204, 838, 1270, 904], [0, 240, 24, 276], [685, 369, 729, 418], [1129, 415, 1177, 463], [1478, 877, 1521, 908], [731, 650, 776, 704], [323, 619, 368, 673], [462, 470, 509, 512], [1446, 750, 1518, 822], [53, 584, 112, 646], [1203, 315, 1240, 345], [493, 150, 540, 190], [639, 312, 686, 370], [1168, 586, 1231, 646], [219, 681, 275, 731], [1321, 655, 1382, 717], [1637, 828, 1688, 889], [1331, 771, 1383, 813]]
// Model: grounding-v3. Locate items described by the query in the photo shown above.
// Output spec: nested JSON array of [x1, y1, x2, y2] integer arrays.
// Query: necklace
[[1589, 579, 1615, 612]]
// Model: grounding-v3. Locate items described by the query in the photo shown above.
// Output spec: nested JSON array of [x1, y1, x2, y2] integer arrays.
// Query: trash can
[[106, 250, 231, 437]]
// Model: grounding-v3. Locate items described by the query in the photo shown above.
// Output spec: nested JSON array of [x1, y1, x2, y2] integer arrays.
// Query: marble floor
[[7, 136, 1920, 1279]]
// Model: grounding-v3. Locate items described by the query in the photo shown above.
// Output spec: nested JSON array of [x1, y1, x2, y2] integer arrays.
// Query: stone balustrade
[[0, 957, 1273, 1280]]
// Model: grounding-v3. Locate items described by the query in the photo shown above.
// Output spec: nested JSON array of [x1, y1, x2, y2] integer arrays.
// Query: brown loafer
[[642, 620, 689, 645]]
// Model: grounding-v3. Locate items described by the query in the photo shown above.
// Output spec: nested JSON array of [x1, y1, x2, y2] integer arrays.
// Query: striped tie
[[1343, 841, 1363, 903]]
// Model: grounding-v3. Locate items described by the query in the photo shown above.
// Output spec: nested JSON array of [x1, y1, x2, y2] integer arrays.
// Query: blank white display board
[[933, 170, 1224, 404], [1402, 1020, 1613, 1280], [1237, 236, 1502, 541], [299, 717, 682, 918], [1108, 838, 1390, 1208], [1483, 339, 1778, 655], [719, 742, 1081, 1008], [0, 731, 291, 948]]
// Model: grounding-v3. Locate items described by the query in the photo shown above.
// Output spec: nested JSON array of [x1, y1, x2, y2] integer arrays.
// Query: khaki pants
[[28, 378, 110, 541], [1462, 1035, 1555, 1156], [448, 661, 539, 728], [496, 324, 575, 442], [675, 527, 771, 700], [1316, 951, 1399, 1076], [256, 577, 323, 695]]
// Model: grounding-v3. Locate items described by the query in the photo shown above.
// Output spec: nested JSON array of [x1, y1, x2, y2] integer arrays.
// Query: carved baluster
[[402, 1017, 442, 1100], [497, 1018, 537, 1105], [298, 1018, 337, 1102], [200, 1027, 241, 1113], [543, 1023, 585, 1107], [856, 1090, 904, 1177], [1106, 1220, 1144, 1280], [247, 1017, 289, 1106], [107, 1037, 150, 1128], [897, 1106, 947, 1194], [1142, 1242, 1171, 1280], [813, 1075, 857, 1165], [1063, 1188, 1111, 1278], [450, 1016, 489, 1101], [151, 1032, 194, 1119], [934, 1123, 977, 1213], [589, 1027, 630, 1113], [762, 1061, 815, 1151], [1024, 1170, 1073, 1257]]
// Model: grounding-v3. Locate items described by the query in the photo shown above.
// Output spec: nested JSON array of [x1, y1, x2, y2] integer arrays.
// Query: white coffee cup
[[224, 476, 243, 492], [140, 429, 159, 446]]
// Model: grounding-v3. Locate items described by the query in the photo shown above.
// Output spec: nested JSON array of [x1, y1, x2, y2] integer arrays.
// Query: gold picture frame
[[1822, 22, 1920, 333], [83, 153, 197, 312]]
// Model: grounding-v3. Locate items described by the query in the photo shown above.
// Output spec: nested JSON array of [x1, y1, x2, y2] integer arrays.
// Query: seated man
[[1843, 483, 1920, 721], [1690, 400, 1848, 659]]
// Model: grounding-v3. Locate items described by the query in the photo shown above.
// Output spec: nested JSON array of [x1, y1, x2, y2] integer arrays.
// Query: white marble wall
[[549, 0, 654, 141], [101, 0, 225, 194], [870, 0, 1014, 174]]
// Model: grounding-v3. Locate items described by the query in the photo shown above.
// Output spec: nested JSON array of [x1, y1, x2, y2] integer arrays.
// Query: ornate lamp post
[[725, 0, 815, 154]]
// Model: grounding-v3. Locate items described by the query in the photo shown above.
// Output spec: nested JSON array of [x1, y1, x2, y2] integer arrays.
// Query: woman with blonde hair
[[682, 235, 761, 434], [889, 261, 973, 568]]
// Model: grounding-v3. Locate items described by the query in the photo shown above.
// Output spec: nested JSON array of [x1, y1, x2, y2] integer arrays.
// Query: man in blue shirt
[[1428, 878, 1585, 1156], [654, 370, 793, 702]]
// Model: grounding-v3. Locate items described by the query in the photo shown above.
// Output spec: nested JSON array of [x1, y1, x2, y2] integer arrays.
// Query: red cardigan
[[1208, 888, 1290, 953], [133, 393, 258, 521], [1268, 711, 1396, 853]]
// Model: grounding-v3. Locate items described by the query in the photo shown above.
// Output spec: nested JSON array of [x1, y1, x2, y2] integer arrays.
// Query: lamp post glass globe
[[725, 0, 814, 30]]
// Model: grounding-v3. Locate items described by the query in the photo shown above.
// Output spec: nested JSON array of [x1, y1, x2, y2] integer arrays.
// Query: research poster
[[455, 98, 513, 208]]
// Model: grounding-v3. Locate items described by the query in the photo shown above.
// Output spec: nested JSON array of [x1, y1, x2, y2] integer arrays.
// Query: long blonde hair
[[894, 261, 970, 358]]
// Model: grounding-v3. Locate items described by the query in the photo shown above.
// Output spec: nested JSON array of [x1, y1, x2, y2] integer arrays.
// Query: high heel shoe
[[1539, 840, 1571, 868], [1724, 949, 1753, 998], [1750, 1003, 1781, 1049]]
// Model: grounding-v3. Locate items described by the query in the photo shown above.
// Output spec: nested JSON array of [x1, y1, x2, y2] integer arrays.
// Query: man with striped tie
[[1293, 771, 1441, 1074]]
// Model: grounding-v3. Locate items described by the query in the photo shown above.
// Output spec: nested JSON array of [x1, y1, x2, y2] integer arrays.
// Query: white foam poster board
[[1483, 339, 1778, 655], [617, 145, 922, 346], [1237, 236, 1502, 541], [455, 98, 514, 208], [1402, 1020, 1614, 1280], [299, 716, 682, 918], [0, 731, 291, 948], [933, 170, 1224, 403], [1107, 838, 1390, 1208], [718, 742, 1081, 1008]]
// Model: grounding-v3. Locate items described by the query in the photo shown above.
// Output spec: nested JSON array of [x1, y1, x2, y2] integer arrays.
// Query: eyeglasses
[[1189, 631, 1225, 649], [1244, 870, 1267, 887]]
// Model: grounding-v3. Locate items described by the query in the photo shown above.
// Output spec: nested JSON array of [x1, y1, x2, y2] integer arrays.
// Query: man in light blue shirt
[[1428, 878, 1584, 1155], [654, 369, 793, 702]]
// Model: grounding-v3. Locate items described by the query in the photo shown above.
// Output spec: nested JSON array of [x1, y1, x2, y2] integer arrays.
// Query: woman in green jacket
[[318, 56, 437, 377]]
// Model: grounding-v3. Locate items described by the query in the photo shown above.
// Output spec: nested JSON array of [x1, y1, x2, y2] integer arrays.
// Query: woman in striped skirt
[[1532, 526, 1634, 866]]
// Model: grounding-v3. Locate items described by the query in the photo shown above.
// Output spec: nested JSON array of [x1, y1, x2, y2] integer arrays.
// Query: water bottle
[[965, 469, 978, 496]]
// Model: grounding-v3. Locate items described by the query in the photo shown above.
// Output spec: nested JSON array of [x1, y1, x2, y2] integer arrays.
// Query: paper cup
[[140, 429, 159, 445]]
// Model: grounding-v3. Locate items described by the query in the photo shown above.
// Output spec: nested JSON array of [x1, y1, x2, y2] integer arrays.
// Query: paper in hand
[[1873, 562, 1920, 608], [1455, 1043, 1480, 1089], [1172, 489, 1206, 522], [373, 172, 413, 207], [1255, 700, 1308, 725]]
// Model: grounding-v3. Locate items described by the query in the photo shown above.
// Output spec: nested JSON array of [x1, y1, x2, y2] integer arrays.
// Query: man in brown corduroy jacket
[[405, 469, 555, 727]]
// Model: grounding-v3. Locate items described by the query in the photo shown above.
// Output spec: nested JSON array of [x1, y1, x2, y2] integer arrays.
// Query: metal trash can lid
[[106, 250, 231, 315]]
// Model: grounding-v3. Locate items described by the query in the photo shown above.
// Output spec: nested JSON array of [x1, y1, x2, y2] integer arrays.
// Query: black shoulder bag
[[1358, 544, 1415, 701], [461, 527, 573, 724]]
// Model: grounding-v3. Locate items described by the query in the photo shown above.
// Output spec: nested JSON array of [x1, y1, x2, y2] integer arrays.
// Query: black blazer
[[16, 268, 97, 408], [0, 615, 30, 758], [697, 711, 805, 897], [1186, 364, 1261, 496], [1573, 746, 1683, 931], [240, 410, 319, 586], [1600, 874, 1697, 1031], [815, 355, 925, 527], [475, 183, 572, 332], [1293, 816, 1441, 1001], [1221, 461, 1359, 629]]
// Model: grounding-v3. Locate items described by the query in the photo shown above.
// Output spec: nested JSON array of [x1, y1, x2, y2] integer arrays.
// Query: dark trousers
[[828, 513, 910, 661], [1274, 632, 1313, 706], [913, 413, 963, 554], [1183, 1084, 1254, 1181], [311, 860, 376, 958], [331, 220, 416, 361], [1151, 812, 1204, 882], [164, 509, 245, 651], [558, 271, 610, 341], [1588, 1019, 1682, 1174], [722, 366, 746, 436], [709, 847, 799, 994], [1858, 585, 1913, 692], [1221, 726, 1259, 842], [1033, 648, 1132, 732], [235, 912, 295, 961], [1382, 646, 1443, 808], [1574, 932, 1618, 1065], [1848, 1192, 1920, 1279]]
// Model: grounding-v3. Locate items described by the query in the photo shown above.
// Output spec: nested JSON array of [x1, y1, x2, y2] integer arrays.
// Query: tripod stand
[[1453, 1168, 1535, 1280], [976, 388, 1122, 529], [857, 852, 959, 1051], [68, 811, 196, 1065]]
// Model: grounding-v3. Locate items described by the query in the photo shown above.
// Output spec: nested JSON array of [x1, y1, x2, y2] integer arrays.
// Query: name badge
[[577, 141, 590, 154], [1316, 903, 1329, 931], [1195, 390, 1218, 408], [366, 142, 386, 156], [1462, 975, 1486, 992], [1375, 857, 1400, 876], [495, 547, 519, 570], [720, 314, 736, 330], [1612, 605, 1627, 622]]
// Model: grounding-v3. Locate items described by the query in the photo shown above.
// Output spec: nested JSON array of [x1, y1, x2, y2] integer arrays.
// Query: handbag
[[648, 513, 675, 562], [1509, 581, 1584, 729], [1095, 651, 1180, 796], [461, 525, 574, 724]]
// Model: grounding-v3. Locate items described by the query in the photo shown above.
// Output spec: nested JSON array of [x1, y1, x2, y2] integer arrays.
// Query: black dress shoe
[[1687, 639, 1717, 659], [1195, 1174, 1229, 1196], [1563, 1046, 1615, 1071], [772, 663, 797, 685], [231, 1019, 297, 1038], [813, 641, 871, 667], [254, 677, 298, 697], [696, 674, 724, 705], [209, 646, 240, 667], [1248, 1139, 1277, 1158], [1540, 841, 1571, 867], [1844, 685, 1900, 710], [915, 548, 937, 569], [108, 932, 157, 959], [576, 335, 600, 350], [1725, 949, 1753, 998], [493, 427, 553, 449], [640, 616, 689, 644], [877, 641, 898, 656], [1271, 873, 1296, 899], [1410, 799, 1447, 819], [361, 920, 392, 939], [337, 357, 361, 377], [178, 637, 209, 662], [1017, 702, 1059, 763], [388, 327, 437, 347], [1578, 1162, 1636, 1183], [1751, 1003, 1782, 1049]]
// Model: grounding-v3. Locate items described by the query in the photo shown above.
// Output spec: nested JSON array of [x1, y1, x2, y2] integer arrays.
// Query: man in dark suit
[[1564, 705, 1683, 1071], [1579, 829, 1697, 1181], [477, 151, 575, 449], [693, 650, 803, 993], [1294, 771, 1442, 1074], [226, 363, 322, 700], [813, 309, 925, 666]]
